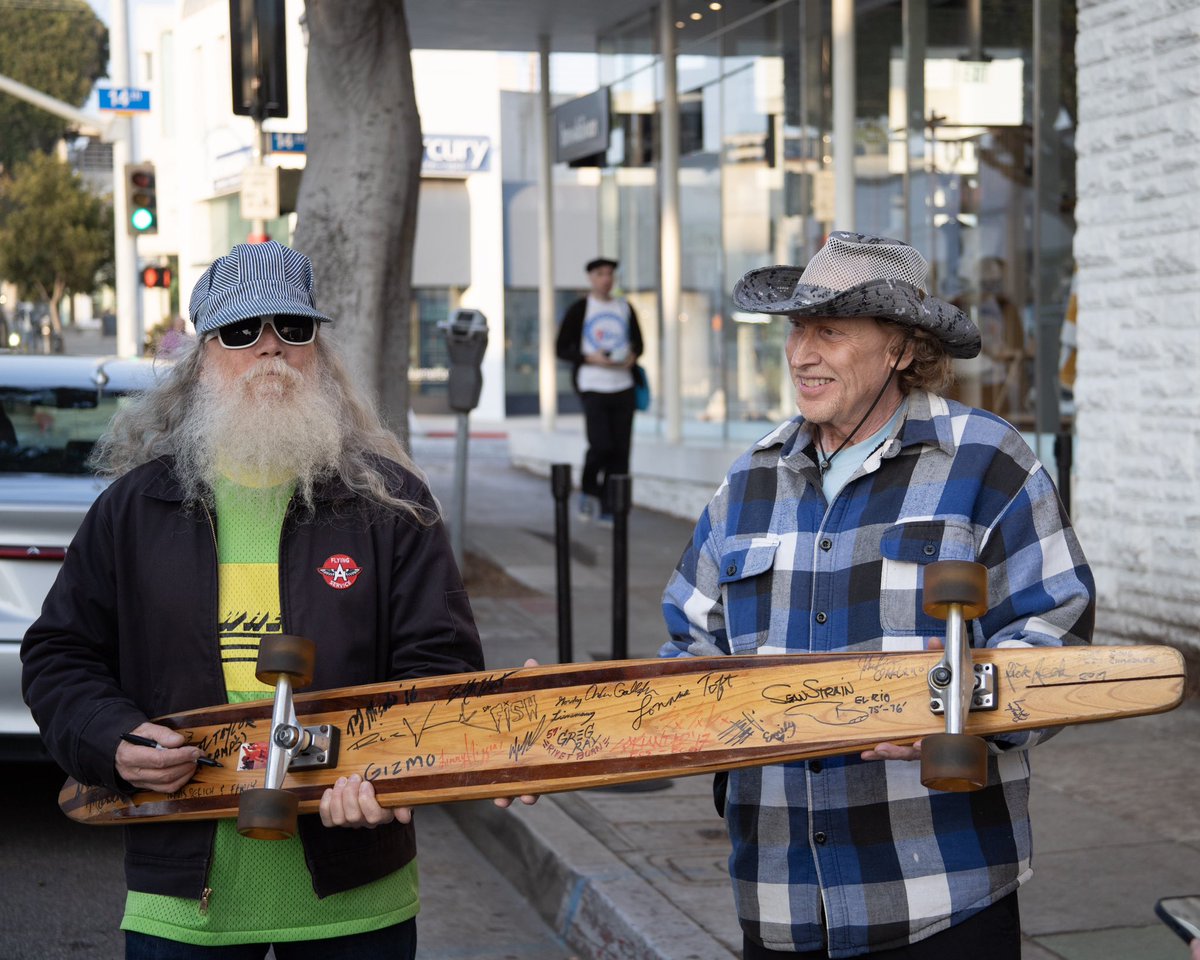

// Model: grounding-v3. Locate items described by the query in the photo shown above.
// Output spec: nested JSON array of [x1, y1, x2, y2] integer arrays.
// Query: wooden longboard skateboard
[[61, 644, 1185, 829]]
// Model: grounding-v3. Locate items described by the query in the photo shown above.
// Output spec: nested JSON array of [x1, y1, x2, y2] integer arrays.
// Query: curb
[[444, 797, 736, 960]]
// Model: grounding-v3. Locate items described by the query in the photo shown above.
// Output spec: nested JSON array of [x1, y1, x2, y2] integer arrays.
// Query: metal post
[[111, 0, 141, 356], [902, 0, 928, 248], [451, 411, 469, 570], [610, 474, 631, 660], [658, 0, 682, 444], [249, 117, 268, 242], [1055, 430, 1073, 516], [832, 0, 856, 230], [537, 35, 558, 432], [551, 464, 574, 663], [1033, 0, 1066, 439]]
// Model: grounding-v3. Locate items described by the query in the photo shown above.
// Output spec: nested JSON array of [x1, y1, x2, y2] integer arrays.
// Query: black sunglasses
[[212, 315, 317, 349]]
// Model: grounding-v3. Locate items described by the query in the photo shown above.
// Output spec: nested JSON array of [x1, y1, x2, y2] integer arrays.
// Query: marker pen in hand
[[121, 732, 223, 768]]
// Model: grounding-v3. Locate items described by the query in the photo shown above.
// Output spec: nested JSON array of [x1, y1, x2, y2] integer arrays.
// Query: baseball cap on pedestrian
[[586, 257, 618, 273], [188, 240, 333, 337]]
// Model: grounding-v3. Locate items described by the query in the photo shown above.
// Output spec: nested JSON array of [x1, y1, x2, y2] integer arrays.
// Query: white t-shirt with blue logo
[[577, 295, 635, 394]]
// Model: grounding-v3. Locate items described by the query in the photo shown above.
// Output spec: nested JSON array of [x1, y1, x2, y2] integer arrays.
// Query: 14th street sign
[[98, 87, 151, 113]]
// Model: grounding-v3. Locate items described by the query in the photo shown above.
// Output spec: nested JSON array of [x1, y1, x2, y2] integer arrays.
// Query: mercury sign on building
[[553, 88, 610, 164], [422, 135, 492, 175]]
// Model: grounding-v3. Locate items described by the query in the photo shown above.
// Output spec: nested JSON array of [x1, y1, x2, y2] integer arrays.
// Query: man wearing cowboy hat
[[22, 240, 502, 958], [661, 232, 1095, 959]]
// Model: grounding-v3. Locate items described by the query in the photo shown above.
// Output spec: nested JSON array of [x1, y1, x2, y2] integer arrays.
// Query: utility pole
[[111, 0, 142, 356]]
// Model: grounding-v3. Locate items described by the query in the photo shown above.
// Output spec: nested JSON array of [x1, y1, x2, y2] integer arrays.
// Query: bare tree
[[293, 0, 422, 441]]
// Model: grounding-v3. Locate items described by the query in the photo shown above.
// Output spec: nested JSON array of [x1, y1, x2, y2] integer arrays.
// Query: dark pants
[[125, 919, 416, 960], [742, 892, 1020, 960], [579, 388, 636, 513]]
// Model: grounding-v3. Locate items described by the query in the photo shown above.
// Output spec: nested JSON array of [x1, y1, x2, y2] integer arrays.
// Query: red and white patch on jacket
[[317, 554, 362, 590]]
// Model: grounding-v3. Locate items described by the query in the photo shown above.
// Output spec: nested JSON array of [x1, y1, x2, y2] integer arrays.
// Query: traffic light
[[140, 266, 172, 288], [125, 163, 158, 235], [230, 0, 288, 120]]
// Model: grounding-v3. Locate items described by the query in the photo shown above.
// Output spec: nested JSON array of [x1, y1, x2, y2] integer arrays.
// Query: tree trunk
[[293, 0, 422, 442]]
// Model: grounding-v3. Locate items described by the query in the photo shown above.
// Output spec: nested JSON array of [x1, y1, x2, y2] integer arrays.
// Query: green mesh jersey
[[121, 479, 418, 945]]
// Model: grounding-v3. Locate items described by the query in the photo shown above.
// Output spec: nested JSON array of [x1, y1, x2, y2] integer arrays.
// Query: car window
[[0, 389, 132, 475]]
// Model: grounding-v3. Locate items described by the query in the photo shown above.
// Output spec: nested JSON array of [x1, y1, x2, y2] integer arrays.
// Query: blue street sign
[[98, 87, 151, 112], [269, 132, 307, 154]]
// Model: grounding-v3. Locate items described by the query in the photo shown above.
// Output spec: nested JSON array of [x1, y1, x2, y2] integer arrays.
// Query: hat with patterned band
[[188, 240, 333, 336], [732, 231, 980, 359]]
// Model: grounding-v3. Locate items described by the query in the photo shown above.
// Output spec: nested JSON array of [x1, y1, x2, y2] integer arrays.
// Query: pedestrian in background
[[661, 232, 1095, 959], [556, 256, 643, 525], [21, 240, 506, 959]]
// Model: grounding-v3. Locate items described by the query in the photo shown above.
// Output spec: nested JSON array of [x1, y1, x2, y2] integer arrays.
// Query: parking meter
[[437, 308, 487, 569], [438, 309, 488, 414]]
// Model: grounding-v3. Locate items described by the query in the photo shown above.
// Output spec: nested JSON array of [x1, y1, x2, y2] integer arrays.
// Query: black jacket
[[555, 296, 644, 394], [21, 457, 484, 900]]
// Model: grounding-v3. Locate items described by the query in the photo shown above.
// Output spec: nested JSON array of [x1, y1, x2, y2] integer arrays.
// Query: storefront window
[[599, 11, 661, 427], [586, 0, 1074, 444], [720, 6, 795, 433], [874, 0, 1076, 433], [408, 287, 462, 414], [504, 288, 579, 415]]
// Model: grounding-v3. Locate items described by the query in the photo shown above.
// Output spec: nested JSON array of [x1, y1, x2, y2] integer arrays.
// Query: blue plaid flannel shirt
[[661, 392, 1095, 957]]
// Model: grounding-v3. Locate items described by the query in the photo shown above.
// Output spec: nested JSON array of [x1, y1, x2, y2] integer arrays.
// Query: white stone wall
[[1072, 0, 1200, 664]]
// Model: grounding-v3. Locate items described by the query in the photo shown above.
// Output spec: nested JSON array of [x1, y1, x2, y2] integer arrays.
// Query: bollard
[[610, 474, 631, 661], [449, 411, 469, 570], [1054, 430, 1073, 516], [550, 463, 574, 664], [596, 472, 672, 793]]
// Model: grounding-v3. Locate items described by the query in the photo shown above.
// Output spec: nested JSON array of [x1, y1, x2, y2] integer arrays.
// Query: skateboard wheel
[[237, 787, 299, 840], [920, 733, 989, 792], [922, 561, 988, 621], [255, 634, 315, 689]]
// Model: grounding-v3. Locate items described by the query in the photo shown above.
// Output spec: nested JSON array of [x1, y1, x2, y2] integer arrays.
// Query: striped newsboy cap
[[188, 240, 333, 336]]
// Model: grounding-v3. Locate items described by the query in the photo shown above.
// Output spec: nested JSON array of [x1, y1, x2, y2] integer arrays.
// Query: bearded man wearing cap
[[21, 240, 504, 958], [661, 233, 1095, 959]]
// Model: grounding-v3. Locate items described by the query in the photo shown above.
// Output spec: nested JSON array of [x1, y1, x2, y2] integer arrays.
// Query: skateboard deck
[[60, 644, 1185, 826]]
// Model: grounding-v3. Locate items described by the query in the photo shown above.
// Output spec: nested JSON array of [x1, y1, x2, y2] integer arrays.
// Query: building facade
[[1072, 0, 1200, 667], [113, 0, 1199, 662]]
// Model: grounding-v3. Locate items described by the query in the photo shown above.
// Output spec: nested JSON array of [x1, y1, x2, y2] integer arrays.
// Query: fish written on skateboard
[[59, 561, 1186, 838]]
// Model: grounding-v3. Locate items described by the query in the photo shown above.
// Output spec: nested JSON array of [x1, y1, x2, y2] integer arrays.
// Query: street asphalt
[[414, 416, 1200, 960]]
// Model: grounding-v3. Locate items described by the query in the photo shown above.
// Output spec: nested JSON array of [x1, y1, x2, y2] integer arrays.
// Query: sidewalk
[[414, 418, 1200, 960]]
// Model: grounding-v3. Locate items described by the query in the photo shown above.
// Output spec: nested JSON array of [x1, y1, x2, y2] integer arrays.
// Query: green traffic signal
[[131, 207, 155, 232]]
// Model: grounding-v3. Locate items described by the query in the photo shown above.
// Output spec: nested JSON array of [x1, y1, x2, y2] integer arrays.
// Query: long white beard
[[177, 356, 343, 501]]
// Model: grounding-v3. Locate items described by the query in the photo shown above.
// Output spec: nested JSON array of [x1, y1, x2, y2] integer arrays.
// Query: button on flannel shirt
[[660, 392, 1095, 958]]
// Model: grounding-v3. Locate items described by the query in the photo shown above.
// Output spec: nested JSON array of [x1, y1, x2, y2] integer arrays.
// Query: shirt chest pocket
[[878, 519, 978, 635], [718, 536, 779, 653]]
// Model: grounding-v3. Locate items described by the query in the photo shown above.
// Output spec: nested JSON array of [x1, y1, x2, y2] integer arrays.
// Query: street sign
[[269, 132, 307, 153], [98, 87, 151, 112], [240, 165, 280, 221]]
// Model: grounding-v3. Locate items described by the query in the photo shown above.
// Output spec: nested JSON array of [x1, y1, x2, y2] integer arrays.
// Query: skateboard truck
[[271, 720, 338, 770], [920, 560, 991, 792], [929, 662, 995, 715], [237, 634, 321, 840]]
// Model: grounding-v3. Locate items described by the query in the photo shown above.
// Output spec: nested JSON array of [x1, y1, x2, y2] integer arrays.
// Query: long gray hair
[[92, 335, 436, 524]]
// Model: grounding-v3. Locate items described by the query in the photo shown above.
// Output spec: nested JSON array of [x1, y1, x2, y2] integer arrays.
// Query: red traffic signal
[[140, 266, 173, 288]]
